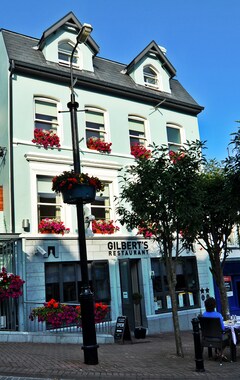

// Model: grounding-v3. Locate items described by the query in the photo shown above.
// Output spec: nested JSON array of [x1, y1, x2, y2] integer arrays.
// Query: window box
[[92, 220, 119, 234], [38, 218, 69, 235], [87, 137, 112, 153], [32, 128, 60, 149]]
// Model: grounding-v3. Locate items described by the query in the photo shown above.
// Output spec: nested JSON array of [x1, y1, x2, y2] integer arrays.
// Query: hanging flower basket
[[38, 219, 70, 235], [52, 170, 104, 204], [0, 267, 25, 301], [32, 128, 61, 149], [62, 184, 96, 204], [87, 137, 112, 153]]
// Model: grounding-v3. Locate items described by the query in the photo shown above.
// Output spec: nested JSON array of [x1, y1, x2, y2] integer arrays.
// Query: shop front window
[[151, 257, 199, 313], [45, 261, 111, 305]]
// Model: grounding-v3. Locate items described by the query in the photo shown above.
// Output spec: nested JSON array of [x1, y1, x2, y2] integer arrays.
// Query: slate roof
[[1, 29, 203, 115]]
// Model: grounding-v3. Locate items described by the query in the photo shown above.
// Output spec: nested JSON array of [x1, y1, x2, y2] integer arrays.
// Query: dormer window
[[58, 41, 78, 66], [143, 65, 159, 88]]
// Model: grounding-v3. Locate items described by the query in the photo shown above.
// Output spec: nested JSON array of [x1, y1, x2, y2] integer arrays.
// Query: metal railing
[[0, 299, 18, 330]]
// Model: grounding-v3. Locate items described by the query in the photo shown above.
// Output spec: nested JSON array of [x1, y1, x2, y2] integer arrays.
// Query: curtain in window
[[129, 117, 146, 147], [35, 99, 58, 131], [85, 109, 105, 140]]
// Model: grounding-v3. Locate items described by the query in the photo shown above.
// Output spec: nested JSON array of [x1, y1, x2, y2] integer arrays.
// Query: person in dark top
[[202, 297, 225, 330]]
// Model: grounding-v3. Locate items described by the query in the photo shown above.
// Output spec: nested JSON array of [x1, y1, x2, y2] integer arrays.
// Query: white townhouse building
[[0, 12, 214, 337]]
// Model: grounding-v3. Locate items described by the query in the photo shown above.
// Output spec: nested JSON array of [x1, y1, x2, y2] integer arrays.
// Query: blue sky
[[1, 0, 239, 160]]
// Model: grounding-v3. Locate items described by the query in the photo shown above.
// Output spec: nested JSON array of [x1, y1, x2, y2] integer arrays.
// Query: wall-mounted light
[[22, 219, 30, 232]]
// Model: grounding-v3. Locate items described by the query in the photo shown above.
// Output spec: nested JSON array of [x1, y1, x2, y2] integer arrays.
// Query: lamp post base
[[80, 286, 99, 365], [81, 344, 99, 365]]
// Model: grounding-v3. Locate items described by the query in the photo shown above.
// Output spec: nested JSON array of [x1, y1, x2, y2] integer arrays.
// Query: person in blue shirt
[[202, 296, 229, 361]]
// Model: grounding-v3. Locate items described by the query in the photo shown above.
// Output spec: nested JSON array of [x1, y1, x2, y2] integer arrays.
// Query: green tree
[[117, 141, 204, 357], [193, 160, 237, 319]]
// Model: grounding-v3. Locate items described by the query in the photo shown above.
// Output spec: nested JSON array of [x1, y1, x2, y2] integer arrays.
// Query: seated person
[[202, 297, 225, 330], [202, 297, 230, 361]]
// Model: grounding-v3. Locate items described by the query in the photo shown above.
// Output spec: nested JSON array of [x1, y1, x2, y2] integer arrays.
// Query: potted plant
[[130, 143, 151, 159], [38, 218, 70, 235], [92, 219, 119, 234], [32, 128, 61, 149], [87, 137, 112, 153], [132, 292, 142, 305], [52, 170, 104, 204], [29, 298, 109, 328], [0, 267, 25, 301]]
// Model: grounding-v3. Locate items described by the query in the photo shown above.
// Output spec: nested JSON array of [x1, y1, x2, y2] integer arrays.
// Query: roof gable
[[126, 40, 176, 78], [37, 11, 99, 55]]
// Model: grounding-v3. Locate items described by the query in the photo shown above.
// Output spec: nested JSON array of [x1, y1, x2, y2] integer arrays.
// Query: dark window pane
[[167, 127, 181, 144]]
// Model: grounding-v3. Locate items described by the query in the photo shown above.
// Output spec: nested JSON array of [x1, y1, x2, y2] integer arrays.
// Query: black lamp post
[[67, 23, 99, 365]]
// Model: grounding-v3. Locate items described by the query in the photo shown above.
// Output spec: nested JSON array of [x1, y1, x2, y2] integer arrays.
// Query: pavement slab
[[0, 332, 239, 379]]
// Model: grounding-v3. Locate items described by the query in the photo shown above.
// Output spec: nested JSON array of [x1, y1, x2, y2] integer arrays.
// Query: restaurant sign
[[108, 241, 149, 257]]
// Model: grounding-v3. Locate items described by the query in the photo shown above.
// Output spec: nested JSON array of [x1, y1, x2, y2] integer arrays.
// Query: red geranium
[[92, 220, 119, 234], [29, 299, 109, 328], [87, 137, 112, 153], [52, 171, 104, 193], [131, 143, 151, 159], [32, 128, 61, 149], [38, 218, 70, 235]]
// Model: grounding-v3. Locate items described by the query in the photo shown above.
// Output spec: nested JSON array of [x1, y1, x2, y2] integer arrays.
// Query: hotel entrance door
[[119, 259, 145, 331]]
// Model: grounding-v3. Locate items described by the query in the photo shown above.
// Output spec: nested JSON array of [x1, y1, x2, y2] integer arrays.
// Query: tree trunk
[[218, 275, 229, 320], [210, 251, 229, 320], [165, 257, 184, 357]]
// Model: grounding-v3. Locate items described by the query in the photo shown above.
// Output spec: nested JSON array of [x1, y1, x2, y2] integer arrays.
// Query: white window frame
[[129, 115, 149, 149], [33, 96, 63, 139], [37, 175, 62, 225], [166, 123, 185, 151], [29, 163, 71, 233], [58, 40, 80, 68], [85, 106, 110, 146], [143, 65, 159, 89], [91, 182, 112, 222], [81, 166, 119, 229]]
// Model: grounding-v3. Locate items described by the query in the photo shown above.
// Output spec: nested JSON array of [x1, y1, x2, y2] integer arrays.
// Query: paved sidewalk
[[0, 331, 239, 379]]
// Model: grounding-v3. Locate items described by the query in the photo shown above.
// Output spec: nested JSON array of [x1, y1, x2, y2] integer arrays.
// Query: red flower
[[0, 267, 25, 301], [92, 220, 119, 234], [169, 150, 186, 164], [32, 128, 61, 149], [38, 218, 70, 235], [52, 171, 104, 194], [29, 299, 108, 328], [87, 137, 112, 153], [131, 143, 151, 159]]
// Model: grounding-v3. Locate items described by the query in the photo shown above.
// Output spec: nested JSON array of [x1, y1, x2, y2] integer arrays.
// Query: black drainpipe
[[9, 59, 15, 233]]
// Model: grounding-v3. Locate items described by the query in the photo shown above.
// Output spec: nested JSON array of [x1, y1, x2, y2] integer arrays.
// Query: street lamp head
[[77, 23, 93, 44]]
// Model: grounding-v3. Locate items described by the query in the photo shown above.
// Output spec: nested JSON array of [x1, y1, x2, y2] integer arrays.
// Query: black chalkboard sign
[[114, 316, 132, 344]]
